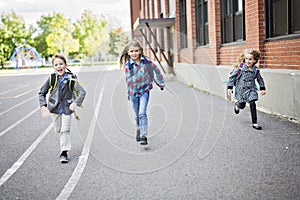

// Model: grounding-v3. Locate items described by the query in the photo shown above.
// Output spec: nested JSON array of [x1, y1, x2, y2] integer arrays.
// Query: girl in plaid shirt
[[119, 40, 165, 145]]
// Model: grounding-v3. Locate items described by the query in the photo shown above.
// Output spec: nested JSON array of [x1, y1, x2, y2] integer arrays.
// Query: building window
[[221, 0, 245, 43], [169, 0, 175, 17], [266, 0, 300, 38], [160, 0, 165, 17], [179, 0, 188, 48], [154, 0, 158, 18], [149, 0, 152, 18], [195, 0, 209, 46]]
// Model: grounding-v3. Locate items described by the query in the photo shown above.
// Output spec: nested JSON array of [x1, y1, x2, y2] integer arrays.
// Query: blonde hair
[[233, 48, 261, 69], [119, 39, 144, 68], [233, 53, 245, 69], [243, 48, 260, 65]]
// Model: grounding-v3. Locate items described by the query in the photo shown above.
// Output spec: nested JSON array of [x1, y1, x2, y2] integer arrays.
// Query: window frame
[[195, 0, 209, 46], [179, 0, 188, 49], [220, 0, 245, 44], [265, 0, 300, 38]]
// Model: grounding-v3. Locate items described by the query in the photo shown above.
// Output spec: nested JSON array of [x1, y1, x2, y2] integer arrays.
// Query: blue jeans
[[130, 92, 149, 138]]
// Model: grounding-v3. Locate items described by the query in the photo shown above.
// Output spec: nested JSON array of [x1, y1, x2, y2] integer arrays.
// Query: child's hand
[[69, 102, 77, 111], [41, 106, 50, 118], [261, 90, 266, 95], [227, 89, 232, 97]]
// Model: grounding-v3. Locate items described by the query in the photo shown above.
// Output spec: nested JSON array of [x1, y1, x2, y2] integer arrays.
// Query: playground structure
[[9, 44, 43, 68]]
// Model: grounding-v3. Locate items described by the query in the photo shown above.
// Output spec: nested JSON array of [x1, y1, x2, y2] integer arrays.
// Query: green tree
[[73, 10, 109, 57], [46, 13, 79, 55], [108, 28, 129, 59], [34, 14, 53, 59], [0, 11, 32, 68]]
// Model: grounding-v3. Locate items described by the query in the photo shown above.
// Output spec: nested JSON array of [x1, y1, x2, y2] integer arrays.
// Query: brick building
[[130, 0, 300, 70], [129, 0, 300, 121]]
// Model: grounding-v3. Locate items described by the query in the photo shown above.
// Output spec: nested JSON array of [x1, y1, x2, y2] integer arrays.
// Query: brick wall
[[178, 0, 195, 63], [207, 0, 221, 65], [130, 0, 300, 70], [265, 38, 300, 70], [219, 45, 246, 67], [244, 0, 266, 68]]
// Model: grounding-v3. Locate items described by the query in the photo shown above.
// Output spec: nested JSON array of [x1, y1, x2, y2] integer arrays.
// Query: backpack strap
[[237, 64, 260, 79], [49, 69, 79, 94], [64, 68, 78, 97], [66, 68, 81, 120], [68, 73, 77, 97], [235, 63, 244, 80], [48, 70, 80, 120], [49, 73, 57, 93]]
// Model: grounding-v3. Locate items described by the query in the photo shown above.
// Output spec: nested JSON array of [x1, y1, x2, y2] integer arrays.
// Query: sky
[[0, 0, 131, 31]]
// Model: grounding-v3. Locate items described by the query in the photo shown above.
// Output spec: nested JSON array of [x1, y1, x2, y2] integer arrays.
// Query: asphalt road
[[0, 66, 299, 200]]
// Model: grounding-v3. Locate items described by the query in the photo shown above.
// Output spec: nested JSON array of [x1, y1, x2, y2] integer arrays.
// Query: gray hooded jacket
[[38, 73, 86, 115]]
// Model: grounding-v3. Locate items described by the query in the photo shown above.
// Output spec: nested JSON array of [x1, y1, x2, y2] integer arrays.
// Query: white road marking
[[0, 107, 39, 137], [0, 123, 53, 186], [56, 87, 104, 200], [0, 96, 36, 116], [0, 87, 39, 99], [0, 85, 28, 95]]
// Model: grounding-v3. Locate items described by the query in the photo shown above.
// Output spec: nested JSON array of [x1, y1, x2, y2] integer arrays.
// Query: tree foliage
[[109, 28, 129, 58], [73, 10, 109, 57], [34, 14, 54, 58], [0, 11, 32, 68], [46, 13, 79, 55], [0, 10, 129, 66]]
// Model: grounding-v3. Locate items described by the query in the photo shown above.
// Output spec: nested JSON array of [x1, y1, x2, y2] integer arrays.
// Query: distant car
[[73, 60, 80, 63]]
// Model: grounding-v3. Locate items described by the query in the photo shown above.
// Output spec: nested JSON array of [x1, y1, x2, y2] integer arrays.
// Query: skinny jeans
[[130, 92, 149, 138]]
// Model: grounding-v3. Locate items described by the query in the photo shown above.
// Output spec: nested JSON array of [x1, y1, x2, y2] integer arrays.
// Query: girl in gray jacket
[[227, 49, 266, 130], [38, 54, 86, 163]]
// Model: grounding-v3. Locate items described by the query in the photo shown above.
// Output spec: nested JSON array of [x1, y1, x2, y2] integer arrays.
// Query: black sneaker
[[252, 124, 262, 130], [136, 130, 141, 142], [140, 136, 148, 145], [234, 104, 239, 114], [60, 151, 69, 163]]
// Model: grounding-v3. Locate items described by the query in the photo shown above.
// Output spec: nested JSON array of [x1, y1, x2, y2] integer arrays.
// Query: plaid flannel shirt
[[124, 56, 165, 97]]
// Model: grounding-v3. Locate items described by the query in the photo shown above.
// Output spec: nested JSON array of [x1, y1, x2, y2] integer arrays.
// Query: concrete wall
[[175, 63, 300, 121]]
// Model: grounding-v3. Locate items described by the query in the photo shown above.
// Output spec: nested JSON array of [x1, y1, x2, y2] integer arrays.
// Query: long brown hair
[[119, 39, 144, 69]]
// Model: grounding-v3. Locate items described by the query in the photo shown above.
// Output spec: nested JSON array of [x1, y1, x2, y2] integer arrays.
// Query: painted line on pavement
[[56, 87, 104, 200], [0, 96, 36, 116], [0, 85, 28, 95], [0, 107, 39, 137], [0, 123, 53, 186], [0, 87, 39, 99]]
